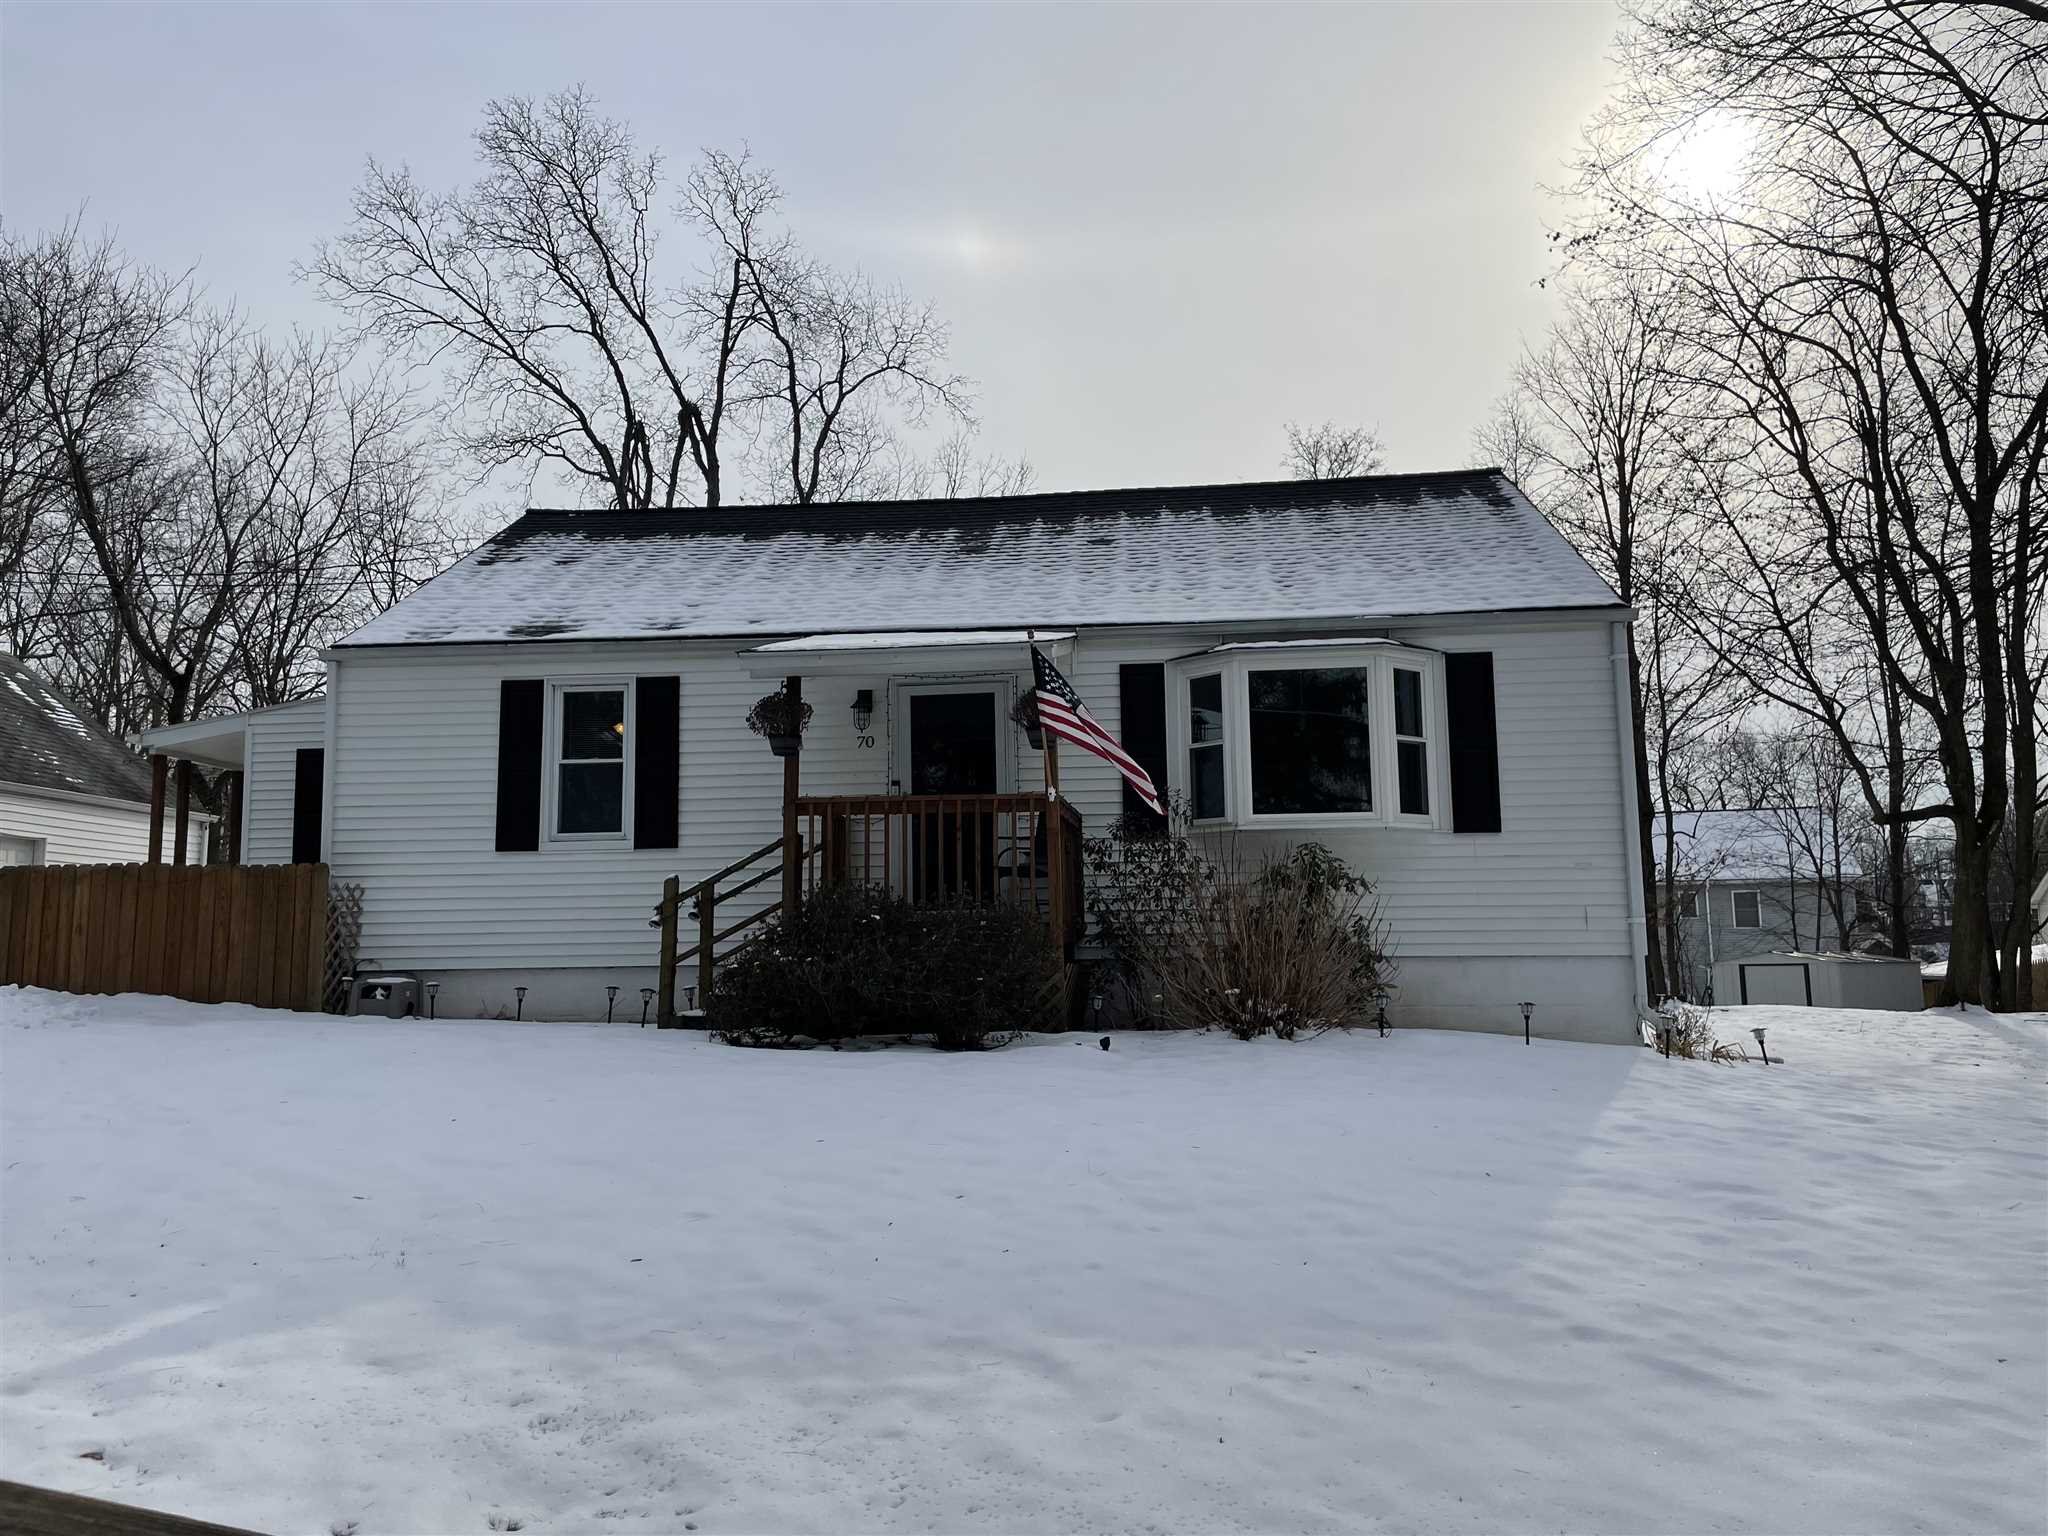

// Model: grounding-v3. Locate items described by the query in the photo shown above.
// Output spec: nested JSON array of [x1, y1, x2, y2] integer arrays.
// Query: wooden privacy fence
[[0, 863, 329, 1012]]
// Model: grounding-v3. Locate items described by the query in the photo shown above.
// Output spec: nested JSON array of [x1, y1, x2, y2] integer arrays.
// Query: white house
[[0, 653, 208, 866], [139, 470, 1652, 1042], [1653, 807, 1862, 1003]]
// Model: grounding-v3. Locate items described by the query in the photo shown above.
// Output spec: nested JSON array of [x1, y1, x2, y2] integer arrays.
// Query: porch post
[[222, 770, 244, 866], [1043, 735, 1065, 946], [172, 759, 193, 866], [656, 875, 678, 1027], [781, 675, 802, 918], [147, 754, 168, 865]]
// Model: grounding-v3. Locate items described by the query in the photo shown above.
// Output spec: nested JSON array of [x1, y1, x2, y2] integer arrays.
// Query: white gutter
[[320, 657, 341, 866], [1611, 619, 1652, 1021]]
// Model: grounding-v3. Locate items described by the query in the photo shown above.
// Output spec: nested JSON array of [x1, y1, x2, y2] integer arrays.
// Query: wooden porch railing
[[653, 837, 817, 1026], [798, 792, 1083, 949], [653, 793, 1084, 1026]]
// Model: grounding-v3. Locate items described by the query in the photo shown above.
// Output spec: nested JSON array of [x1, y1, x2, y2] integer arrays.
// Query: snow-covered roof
[[0, 653, 154, 805], [336, 470, 1623, 649], [746, 629, 1073, 653], [1654, 808, 1865, 881]]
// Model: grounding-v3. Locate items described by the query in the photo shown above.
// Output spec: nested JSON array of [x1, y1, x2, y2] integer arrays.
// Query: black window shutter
[[633, 675, 680, 850], [290, 747, 325, 864], [1445, 652, 1502, 833], [1117, 663, 1169, 828], [495, 679, 545, 852]]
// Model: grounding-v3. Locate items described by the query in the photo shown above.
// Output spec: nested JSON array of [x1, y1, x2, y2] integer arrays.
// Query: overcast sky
[[2, 2, 1620, 497]]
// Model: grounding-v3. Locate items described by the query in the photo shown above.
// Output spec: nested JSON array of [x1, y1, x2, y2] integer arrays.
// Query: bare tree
[[1717, 726, 1869, 951], [1282, 421, 1385, 480], [313, 92, 973, 511], [1480, 267, 1741, 1000], [873, 429, 1036, 501], [1468, 392, 1547, 485], [4, 223, 446, 731], [1573, 0, 2048, 1006]]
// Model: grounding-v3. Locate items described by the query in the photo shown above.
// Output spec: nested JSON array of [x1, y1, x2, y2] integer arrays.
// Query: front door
[[905, 689, 1000, 795], [899, 686, 1002, 899]]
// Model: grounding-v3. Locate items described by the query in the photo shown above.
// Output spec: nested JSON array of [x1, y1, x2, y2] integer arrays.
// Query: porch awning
[[130, 697, 325, 769], [130, 715, 254, 769], [741, 629, 1075, 679]]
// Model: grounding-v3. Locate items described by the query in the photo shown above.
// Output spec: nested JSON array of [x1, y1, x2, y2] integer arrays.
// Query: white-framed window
[[1166, 644, 1448, 830], [548, 680, 632, 841], [1731, 889, 1762, 929], [0, 833, 44, 866], [1678, 889, 1700, 919], [1186, 671, 1228, 820]]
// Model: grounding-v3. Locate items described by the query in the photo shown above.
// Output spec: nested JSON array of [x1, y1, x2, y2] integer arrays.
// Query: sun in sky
[[1657, 107, 1755, 204]]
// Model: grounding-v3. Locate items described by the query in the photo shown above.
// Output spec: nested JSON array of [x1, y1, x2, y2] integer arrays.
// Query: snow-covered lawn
[[2, 990, 2043, 1536]]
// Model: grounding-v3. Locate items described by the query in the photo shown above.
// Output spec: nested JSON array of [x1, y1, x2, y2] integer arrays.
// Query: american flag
[[1031, 644, 1164, 816]]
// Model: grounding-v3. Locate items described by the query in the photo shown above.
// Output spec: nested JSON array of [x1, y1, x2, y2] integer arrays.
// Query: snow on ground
[[2, 989, 2043, 1536]]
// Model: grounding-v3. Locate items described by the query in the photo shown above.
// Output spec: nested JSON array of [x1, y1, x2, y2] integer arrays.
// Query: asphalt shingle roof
[[338, 469, 1624, 648], [0, 653, 155, 804]]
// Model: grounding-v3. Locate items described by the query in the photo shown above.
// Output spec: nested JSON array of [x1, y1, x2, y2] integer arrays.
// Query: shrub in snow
[[1083, 805, 1215, 1028], [1087, 817, 1392, 1038], [1655, 1000, 1749, 1062], [708, 883, 1062, 1049]]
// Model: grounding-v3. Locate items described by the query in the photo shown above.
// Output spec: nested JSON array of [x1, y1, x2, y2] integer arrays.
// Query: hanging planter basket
[[747, 688, 814, 757], [1011, 691, 1045, 751]]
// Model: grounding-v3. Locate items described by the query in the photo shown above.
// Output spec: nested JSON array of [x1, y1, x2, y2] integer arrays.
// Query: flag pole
[[1029, 631, 1065, 952]]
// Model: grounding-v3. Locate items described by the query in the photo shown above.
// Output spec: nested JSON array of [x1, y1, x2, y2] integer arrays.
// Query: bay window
[[1248, 666, 1373, 815], [1169, 643, 1447, 829], [1187, 672, 1227, 820], [1393, 665, 1430, 817]]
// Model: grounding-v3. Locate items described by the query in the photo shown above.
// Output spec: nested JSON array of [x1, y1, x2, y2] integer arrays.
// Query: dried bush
[[1087, 815, 1393, 1039], [707, 883, 1061, 1050], [1656, 1002, 1749, 1063]]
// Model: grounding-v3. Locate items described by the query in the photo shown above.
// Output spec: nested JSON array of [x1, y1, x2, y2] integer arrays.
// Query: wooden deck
[[654, 792, 1083, 1024], [797, 793, 1082, 944]]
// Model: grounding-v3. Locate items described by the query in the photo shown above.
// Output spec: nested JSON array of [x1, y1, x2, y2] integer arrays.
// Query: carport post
[[147, 754, 168, 864], [172, 759, 193, 866]]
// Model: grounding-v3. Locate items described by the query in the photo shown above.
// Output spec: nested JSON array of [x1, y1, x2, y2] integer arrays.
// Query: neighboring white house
[[139, 470, 1653, 1042], [0, 653, 208, 865], [1653, 807, 1860, 1003]]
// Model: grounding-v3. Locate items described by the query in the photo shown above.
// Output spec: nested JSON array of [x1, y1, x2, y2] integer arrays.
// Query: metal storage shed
[[1712, 952, 1924, 1011]]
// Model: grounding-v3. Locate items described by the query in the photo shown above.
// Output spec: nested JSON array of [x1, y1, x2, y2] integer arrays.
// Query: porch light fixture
[[1519, 1000, 1534, 1045], [515, 985, 528, 1021], [426, 980, 440, 1019], [851, 689, 875, 732], [640, 986, 655, 1027], [1751, 1025, 1770, 1065], [606, 984, 619, 1024]]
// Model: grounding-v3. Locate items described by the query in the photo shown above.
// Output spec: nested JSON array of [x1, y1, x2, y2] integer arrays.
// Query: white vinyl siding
[[330, 649, 915, 970], [323, 617, 1632, 971], [1059, 621, 1633, 960], [242, 699, 328, 864], [0, 786, 207, 866]]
